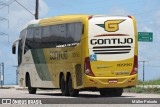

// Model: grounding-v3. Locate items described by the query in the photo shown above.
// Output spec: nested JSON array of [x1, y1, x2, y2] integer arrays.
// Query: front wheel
[[27, 75, 37, 94], [68, 76, 79, 97]]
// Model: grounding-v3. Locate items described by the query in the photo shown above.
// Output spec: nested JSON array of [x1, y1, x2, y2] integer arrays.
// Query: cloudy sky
[[0, 0, 160, 84]]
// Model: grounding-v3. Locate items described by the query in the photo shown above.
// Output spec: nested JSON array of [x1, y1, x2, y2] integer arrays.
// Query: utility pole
[[35, 0, 39, 20], [142, 61, 145, 86], [0, 63, 1, 87], [139, 60, 148, 88], [0, 62, 4, 87], [2, 62, 4, 86]]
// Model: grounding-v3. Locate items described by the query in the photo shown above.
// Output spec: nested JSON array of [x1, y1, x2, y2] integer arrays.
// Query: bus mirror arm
[[12, 38, 21, 54]]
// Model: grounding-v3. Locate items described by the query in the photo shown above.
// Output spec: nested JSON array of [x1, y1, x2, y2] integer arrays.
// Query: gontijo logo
[[96, 19, 125, 32], [91, 19, 133, 45]]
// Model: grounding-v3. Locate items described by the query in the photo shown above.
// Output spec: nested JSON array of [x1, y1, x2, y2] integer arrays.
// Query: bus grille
[[93, 46, 131, 54]]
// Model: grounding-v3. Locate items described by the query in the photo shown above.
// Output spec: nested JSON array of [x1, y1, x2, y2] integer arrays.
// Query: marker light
[[84, 57, 95, 76], [130, 55, 138, 75]]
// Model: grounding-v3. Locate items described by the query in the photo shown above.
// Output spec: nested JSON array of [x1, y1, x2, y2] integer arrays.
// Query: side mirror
[[12, 38, 21, 54], [12, 45, 16, 54]]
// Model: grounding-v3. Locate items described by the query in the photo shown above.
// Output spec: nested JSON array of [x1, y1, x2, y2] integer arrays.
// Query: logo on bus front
[[96, 19, 125, 32]]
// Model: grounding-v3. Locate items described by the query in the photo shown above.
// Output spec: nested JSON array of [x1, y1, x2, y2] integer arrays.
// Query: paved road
[[0, 88, 160, 107], [0, 88, 160, 98], [0, 88, 159, 98]]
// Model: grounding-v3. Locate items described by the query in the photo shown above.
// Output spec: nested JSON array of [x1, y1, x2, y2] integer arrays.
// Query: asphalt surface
[[0, 87, 160, 107], [0, 87, 160, 98]]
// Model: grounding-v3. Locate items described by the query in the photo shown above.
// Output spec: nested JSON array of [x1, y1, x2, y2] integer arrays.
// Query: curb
[[0, 85, 27, 90]]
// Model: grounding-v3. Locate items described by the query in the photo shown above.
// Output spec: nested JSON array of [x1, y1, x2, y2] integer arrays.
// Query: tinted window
[[18, 29, 26, 65], [75, 22, 82, 42], [25, 28, 34, 52], [34, 28, 41, 48], [66, 23, 75, 43], [18, 39, 22, 66], [41, 26, 51, 48], [57, 24, 67, 45], [66, 22, 82, 44], [59, 24, 66, 37], [50, 25, 59, 47], [24, 22, 83, 51]]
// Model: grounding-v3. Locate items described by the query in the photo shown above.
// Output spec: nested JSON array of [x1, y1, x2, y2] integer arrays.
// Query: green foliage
[[138, 79, 160, 85], [125, 87, 160, 94]]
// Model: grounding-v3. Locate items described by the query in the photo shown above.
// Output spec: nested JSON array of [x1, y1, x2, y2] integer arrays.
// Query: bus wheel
[[27, 75, 37, 94], [60, 75, 69, 96], [68, 76, 79, 97], [99, 89, 109, 97], [112, 88, 123, 97]]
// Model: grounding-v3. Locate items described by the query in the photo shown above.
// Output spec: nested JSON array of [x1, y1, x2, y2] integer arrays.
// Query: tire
[[68, 76, 79, 97], [99, 89, 109, 97], [27, 75, 37, 94], [60, 75, 69, 96], [99, 88, 123, 97], [112, 88, 123, 97]]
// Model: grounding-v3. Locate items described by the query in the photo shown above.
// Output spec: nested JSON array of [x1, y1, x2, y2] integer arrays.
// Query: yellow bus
[[12, 15, 138, 97]]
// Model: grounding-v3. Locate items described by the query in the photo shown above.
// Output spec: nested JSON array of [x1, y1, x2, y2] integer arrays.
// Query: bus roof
[[24, 14, 89, 29], [24, 14, 133, 29]]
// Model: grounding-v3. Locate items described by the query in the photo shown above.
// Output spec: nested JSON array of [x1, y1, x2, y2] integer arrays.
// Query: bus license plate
[[108, 79, 118, 83]]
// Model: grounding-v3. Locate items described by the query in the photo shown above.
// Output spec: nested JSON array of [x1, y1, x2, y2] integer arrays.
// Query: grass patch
[[125, 79, 160, 94], [138, 79, 160, 85], [124, 87, 160, 94]]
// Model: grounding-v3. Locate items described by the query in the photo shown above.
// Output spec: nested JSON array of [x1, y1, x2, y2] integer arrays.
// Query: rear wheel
[[99, 89, 109, 97], [112, 88, 123, 97], [99, 88, 123, 97], [60, 75, 69, 96], [27, 75, 37, 94], [68, 76, 79, 97]]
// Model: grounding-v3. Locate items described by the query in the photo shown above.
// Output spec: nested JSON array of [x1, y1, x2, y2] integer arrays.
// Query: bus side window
[[25, 28, 34, 53], [67, 23, 75, 43], [66, 22, 83, 44], [74, 22, 83, 42], [34, 28, 41, 48], [42, 26, 51, 48], [58, 24, 67, 45], [50, 25, 59, 47], [18, 29, 26, 65], [18, 39, 22, 66]]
